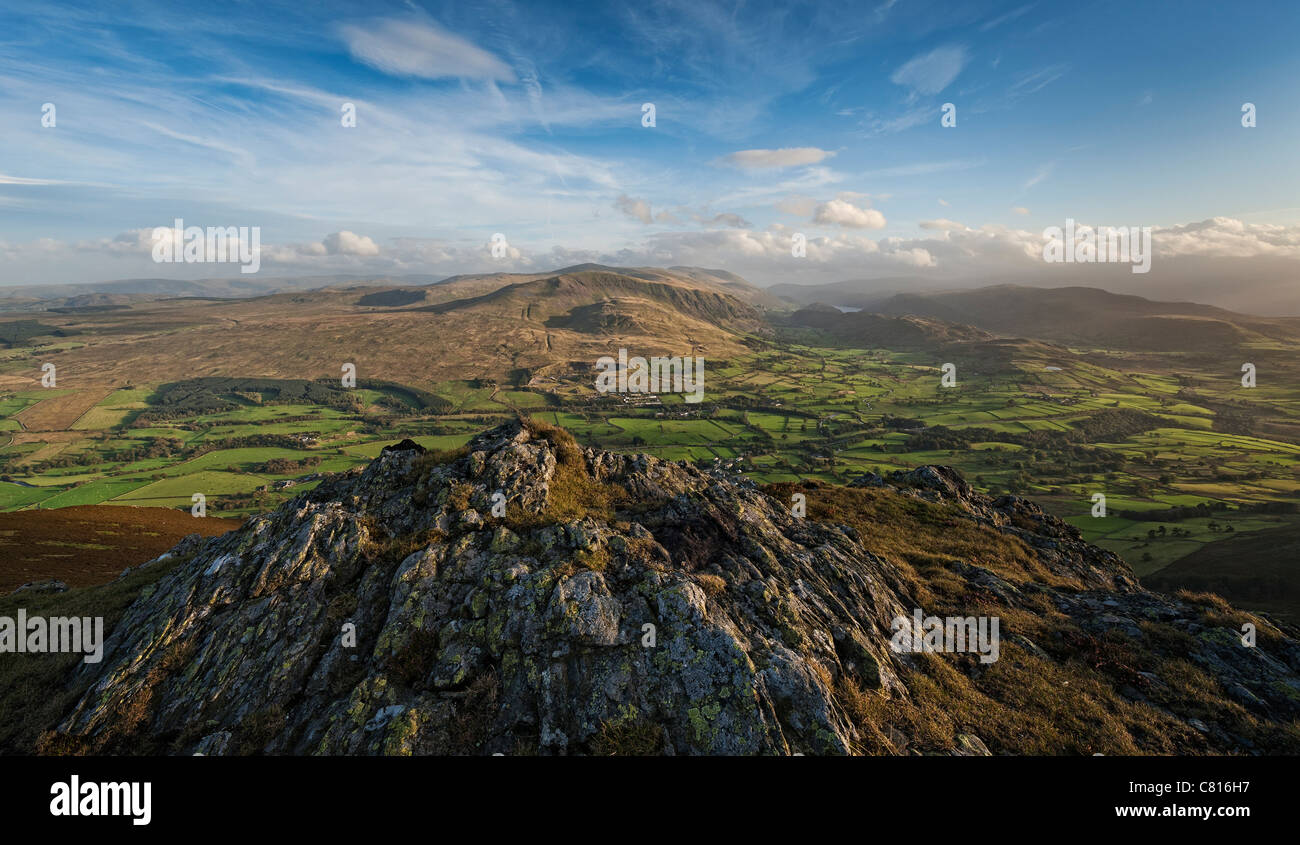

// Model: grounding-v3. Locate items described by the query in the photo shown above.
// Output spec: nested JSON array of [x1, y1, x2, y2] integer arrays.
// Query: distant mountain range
[[775, 283, 1300, 354], [0, 275, 385, 309], [3, 265, 1296, 385], [0, 265, 783, 312]]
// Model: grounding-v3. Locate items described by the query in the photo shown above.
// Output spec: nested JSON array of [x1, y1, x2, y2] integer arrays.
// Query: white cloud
[[717, 147, 836, 169], [890, 46, 969, 96], [1153, 216, 1300, 257], [813, 199, 886, 229], [11, 218, 1300, 313], [1011, 206, 1030, 215], [614, 194, 653, 224], [40, 217, 1300, 272], [323, 230, 380, 256], [339, 18, 516, 82], [70, 228, 161, 255], [919, 218, 967, 230]]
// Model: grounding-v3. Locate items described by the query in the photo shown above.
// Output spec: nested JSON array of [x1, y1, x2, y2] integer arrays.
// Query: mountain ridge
[[772, 283, 1300, 353]]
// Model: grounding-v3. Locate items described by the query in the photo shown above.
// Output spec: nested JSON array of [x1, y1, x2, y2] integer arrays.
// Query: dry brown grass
[[0, 505, 241, 592], [510, 416, 628, 527], [589, 718, 665, 756], [0, 551, 197, 754], [695, 573, 726, 596], [766, 481, 1300, 756], [13, 385, 115, 431]]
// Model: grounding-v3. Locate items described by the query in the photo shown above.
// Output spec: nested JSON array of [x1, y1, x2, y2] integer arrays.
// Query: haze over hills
[[775, 283, 1300, 354], [0, 276, 381, 311], [4, 265, 1299, 396], [8, 262, 1294, 361], [0, 264, 785, 312], [764, 254, 1300, 318], [767, 276, 951, 307]]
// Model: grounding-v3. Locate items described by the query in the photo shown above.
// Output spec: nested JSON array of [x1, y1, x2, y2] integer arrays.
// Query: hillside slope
[[1, 268, 763, 389], [22, 419, 1300, 756]]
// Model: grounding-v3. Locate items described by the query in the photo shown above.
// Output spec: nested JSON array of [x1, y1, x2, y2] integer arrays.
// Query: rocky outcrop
[[46, 420, 1300, 755]]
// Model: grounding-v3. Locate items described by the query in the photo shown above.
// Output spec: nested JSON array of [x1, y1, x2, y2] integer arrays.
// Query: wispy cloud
[[717, 148, 836, 169], [979, 4, 1035, 31], [339, 17, 516, 82], [1007, 63, 1069, 99], [1023, 162, 1055, 190], [861, 159, 985, 179], [890, 46, 969, 96]]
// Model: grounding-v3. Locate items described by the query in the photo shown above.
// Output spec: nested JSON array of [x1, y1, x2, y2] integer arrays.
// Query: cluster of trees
[[1117, 500, 1295, 522], [246, 456, 322, 474], [1069, 408, 1163, 441], [0, 320, 71, 347], [6, 435, 186, 474], [1143, 524, 1206, 540], [905, 427, 1125, 476], [8, 432, 324, 476], [134, 378, 363, 423]]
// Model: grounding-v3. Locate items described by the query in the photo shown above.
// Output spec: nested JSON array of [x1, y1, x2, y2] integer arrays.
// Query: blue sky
[[2, 0, 1299, 296]]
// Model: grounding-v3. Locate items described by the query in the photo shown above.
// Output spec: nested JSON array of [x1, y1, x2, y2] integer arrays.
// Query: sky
[[1, 0, 1299, 308]]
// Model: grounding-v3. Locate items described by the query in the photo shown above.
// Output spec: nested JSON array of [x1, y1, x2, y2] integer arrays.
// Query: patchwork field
[[2, 293, 1299, 621], [11, 385, 115, 431]]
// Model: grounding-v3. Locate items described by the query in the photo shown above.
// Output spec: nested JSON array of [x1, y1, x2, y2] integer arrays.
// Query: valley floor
[[3, 336, 1298, 620]]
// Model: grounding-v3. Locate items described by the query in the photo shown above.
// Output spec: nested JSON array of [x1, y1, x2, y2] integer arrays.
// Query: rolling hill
[[770, 283, 1300, 353], [0, 267, 769, 391]]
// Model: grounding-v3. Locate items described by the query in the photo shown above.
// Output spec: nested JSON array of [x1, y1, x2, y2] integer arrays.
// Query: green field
[[3, 337, 1298, 616]]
